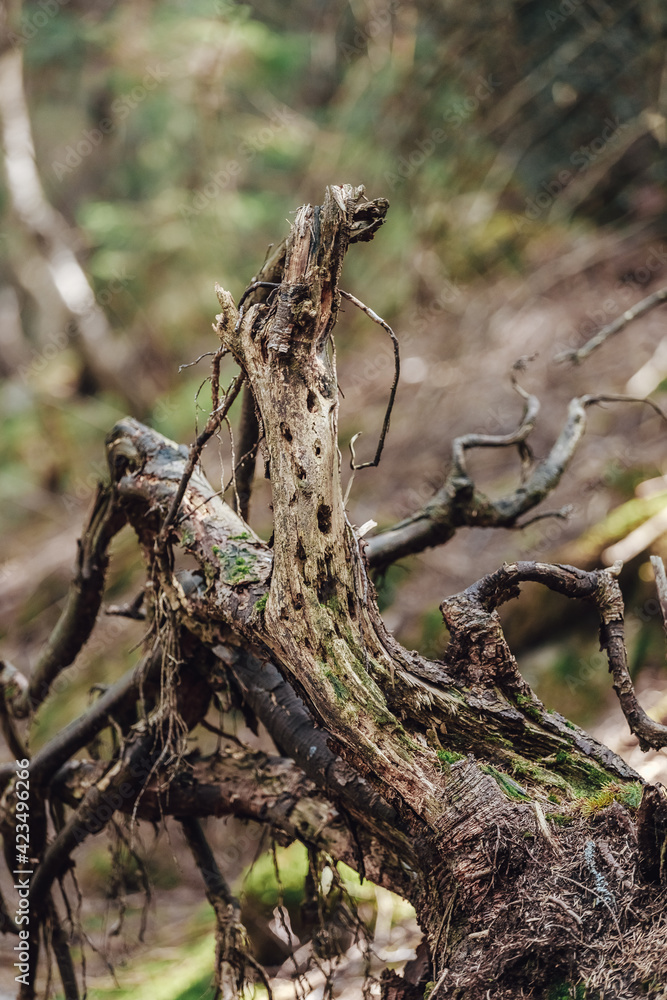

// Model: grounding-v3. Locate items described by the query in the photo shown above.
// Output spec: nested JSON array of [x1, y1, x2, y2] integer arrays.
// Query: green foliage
[[72, 931, 219, 999], [240, 842, 308, 912]]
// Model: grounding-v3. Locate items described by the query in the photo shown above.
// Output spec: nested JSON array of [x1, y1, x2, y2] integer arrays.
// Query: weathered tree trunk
[[2, 185, 667, 1000]]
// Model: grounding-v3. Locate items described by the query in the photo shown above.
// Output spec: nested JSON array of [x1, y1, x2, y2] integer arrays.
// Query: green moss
[[436, 749, 464, 766], [212, 544, 260, 585], [480, 764, 531, 801], [515, 693, 542, 721], [549, 813, 574, 827], [547, 984, 595, 1000], [579, 781, 644, 815], [179, 527, 194, 547], [254, 594, 268, 613], [229, 531, 250, 540], [581, 787, 617, 813], [568, 760, 617, 795], [324, 669, 350, 703], [547, 983, 573, 1000], [509, 756, 570, 793], [616, 782, 643, 809]]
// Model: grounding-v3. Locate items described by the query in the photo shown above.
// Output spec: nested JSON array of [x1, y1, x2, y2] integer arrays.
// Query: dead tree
[[2, 185, 667, 1000]]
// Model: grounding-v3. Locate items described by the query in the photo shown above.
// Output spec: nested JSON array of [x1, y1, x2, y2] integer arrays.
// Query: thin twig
[[179, 351, 219, 371], [514, 504, 573, 529], [556, 286, 667, 364], [111, 820, 152, 942], [237, 280, 280, 310], [451, 376, 540, 477], [581, 392, 667, 421], [553, 872, 623, 940], [224, 414, 242, 517], [12, 484, 126, 718], [367, 389, 667, 573], [340, 289, 400, 470], [180, 817, 274, 999], [155, 373, 245, 552]]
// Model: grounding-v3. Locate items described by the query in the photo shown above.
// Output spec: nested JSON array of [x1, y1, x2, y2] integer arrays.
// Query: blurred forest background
[[2, 0, 667, 996]]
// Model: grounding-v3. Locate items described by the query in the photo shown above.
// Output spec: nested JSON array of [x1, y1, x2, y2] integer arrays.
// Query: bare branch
[[451, 376, 540, 477], [12, 484, 126, 718], [340, 289, 400, 470], [556, 286, 667, 365], [513, 504, 573, 529], [223, 646, 401, 832], [28, 737, 156, 916], [25, 648, 160, 791], [367, 392, 666, 573], [47, 897, 80, 1000], [181, 815, 274, 1000]]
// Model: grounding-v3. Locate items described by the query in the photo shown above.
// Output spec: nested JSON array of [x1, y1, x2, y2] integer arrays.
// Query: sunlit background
[[1, 1, 667, 996]]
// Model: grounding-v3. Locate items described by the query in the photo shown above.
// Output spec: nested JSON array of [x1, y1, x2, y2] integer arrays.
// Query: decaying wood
[[2, 185, 667, 1000]]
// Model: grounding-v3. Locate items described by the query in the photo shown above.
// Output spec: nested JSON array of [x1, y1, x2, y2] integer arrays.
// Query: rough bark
[[2, 185, 667, 1000]]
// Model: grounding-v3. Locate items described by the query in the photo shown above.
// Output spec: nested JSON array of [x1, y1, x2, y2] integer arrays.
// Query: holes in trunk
[[280, 422, 293, 442], [316, 574, 337, 606], [306, 390, 317, 412], [296, 464, 306, 480], [317, 504, 332, 534]]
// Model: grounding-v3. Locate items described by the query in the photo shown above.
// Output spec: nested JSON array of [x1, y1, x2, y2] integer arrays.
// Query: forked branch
[[367, 392, 667, 572]]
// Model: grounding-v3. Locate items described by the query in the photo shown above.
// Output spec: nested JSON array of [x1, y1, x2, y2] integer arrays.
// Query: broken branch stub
[[216, 185, 388, 630]]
